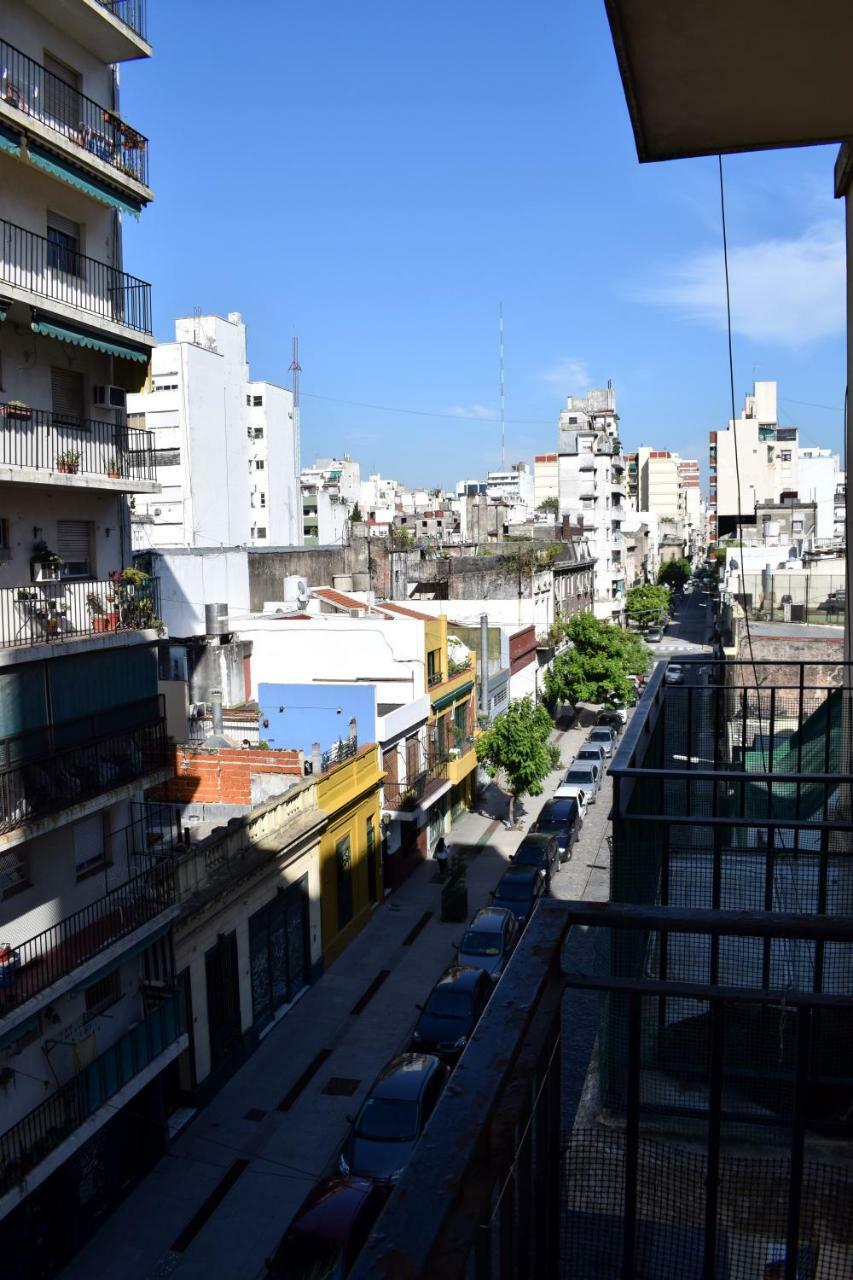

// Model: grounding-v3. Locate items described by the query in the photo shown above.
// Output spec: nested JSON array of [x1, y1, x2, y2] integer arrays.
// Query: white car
[[554, 784, 590, 820], [664, 664, 685, 685]]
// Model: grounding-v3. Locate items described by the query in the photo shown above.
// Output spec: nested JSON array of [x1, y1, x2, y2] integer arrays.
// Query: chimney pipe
[[479, 613, 489, 719], [210, 688, 223, 736]]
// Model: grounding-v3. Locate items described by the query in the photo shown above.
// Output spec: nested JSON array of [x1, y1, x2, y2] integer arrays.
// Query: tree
[[657, 558, 691, 590], [475, 697, 560, 825], [626, 583, 671, 628], [350, 501, 363, 523], [538, 496, 559, 516], [544, 613, 649, 708]]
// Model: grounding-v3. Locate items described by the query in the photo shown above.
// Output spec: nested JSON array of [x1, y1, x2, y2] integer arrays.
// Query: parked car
[[645, 626, 662, 644], [531, 796, 582, 862], [575, 743, 607, 772], [664, 663, 685, 685], [596, 707, 626, 730], [491, 864, 547, 927], [412, 965, 493, 1062], [338, 1052, 447, 1182], [266, 1175, 390, 1279], [587, 727, 617, 757], [511, 832, 560, 883], [557, 761, 600, 802], [456, 906, 519, 980]]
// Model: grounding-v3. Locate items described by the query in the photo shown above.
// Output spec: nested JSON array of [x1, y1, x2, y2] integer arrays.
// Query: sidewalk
[[62, 719, 602, 1280]]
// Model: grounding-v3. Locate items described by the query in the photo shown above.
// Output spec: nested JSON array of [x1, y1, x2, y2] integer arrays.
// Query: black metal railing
[[0, 217, 152, 333], [0, 575, 160, 649], [383, 774, 427, 811], [0, 696, 168, 835], [427, 670, 444, 688], [320, 735, 358, 774], [350, 901, 853, 1280], [0, 993, 180, 1195], [0, 861, 175, 1017], [0, 39, 149, 185], [0, 402, 155, 481], [97, 0, 148, 41]]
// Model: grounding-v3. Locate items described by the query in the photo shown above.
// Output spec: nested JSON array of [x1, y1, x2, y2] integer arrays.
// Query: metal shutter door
[[56, 519, 92, 565]]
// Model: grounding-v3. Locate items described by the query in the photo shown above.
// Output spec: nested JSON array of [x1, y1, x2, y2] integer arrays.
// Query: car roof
[[566, 763, 596, 774], [373, 1052, 441, 1099], [589, 726, 614, 734], [289, 1176, 378, 1242], [497, 865, 540, 885], [537, 797, 578, 817], [435, 964, 487, 991], [465, 906, 513, 932], [517, 833, 553, 848]]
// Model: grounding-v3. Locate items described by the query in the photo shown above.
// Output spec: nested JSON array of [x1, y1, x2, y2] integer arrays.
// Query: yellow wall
[[317, 744, 384, 965]]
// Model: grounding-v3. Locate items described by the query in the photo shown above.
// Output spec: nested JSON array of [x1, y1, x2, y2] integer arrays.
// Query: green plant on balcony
[[447, 655, 470, 677], [57, 450, 80, 474], [107, 454, 122, 478], [3, 400, 32, 421], [30, 540, 63, 581], [108, 567, 162, 633]]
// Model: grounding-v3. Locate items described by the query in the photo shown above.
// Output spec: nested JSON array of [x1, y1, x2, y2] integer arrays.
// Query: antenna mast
[[289, 335, 302, 476], [499, 303, 506, 470]]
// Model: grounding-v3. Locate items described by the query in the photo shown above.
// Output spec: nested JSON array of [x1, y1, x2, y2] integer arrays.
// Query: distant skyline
[[120, 1, 846, 489]]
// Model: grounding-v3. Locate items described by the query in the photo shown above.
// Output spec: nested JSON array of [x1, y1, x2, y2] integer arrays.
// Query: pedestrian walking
[[434, 836, 449, 881]]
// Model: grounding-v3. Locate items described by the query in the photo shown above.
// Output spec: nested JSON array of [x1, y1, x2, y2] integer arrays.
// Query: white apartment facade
[[534, 453, 559, 509], [301, 455, 361, 544], [129, 313, 300, 550], [709, 381, 802, 540], [556, 386, 627, 620], [0, 4, 181, 1271]]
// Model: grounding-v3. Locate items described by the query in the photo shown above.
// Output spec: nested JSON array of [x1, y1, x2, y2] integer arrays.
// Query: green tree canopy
[[350, 501, 363, 523], [537, 496, 559, 516], [626, 583, 671, 627], [544, 613, 649, 708], [657, 558, 691, 590], [475, 697, 560, 824]]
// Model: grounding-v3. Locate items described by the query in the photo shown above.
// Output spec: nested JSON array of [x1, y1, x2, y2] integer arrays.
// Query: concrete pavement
[[62, 713, 614, 1280]]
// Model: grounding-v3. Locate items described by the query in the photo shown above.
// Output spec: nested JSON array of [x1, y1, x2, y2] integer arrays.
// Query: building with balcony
[[556, 384, 627, 621], [0, 3, 182, 1273], [128, 312, 301, 550], [300, 454, 361, 545]]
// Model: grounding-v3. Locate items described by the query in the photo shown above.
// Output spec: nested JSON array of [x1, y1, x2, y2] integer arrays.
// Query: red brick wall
[[509, 625, 537, 675], [150, 746, 303, 805]]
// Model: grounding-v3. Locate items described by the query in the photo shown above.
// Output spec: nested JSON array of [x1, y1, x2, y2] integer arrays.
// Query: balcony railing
[[319, 735, 358, 774], [0, 575, 160, 650], [0, 39, 149, 185], [0, 696, 168, 835], [383, 753, 451, 813], [427, 670, 444, 688], [97, 0, 148, 41], [0, 402, 155, 482], [0, 860, 175, 1018], [0, 993, 180, 1195], [1, 217, 152, 334]]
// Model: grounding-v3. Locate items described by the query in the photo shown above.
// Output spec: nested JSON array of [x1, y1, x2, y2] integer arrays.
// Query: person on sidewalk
[[434, 836, 449, 880]]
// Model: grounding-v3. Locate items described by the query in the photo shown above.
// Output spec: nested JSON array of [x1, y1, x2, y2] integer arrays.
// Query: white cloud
[[644, 220, 845, 347], [445, 403, 497, 420], [541, 357, 591, 389]]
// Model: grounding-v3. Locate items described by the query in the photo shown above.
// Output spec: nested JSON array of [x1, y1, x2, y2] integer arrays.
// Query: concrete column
[[479, 612, 490, 718]]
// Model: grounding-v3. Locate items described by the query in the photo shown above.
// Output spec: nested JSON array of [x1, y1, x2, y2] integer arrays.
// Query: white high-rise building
[[129, 313, 300, 549], [557, 386, 627, 620], [300, 455, 361, 544], [709, 381, 800, 540]]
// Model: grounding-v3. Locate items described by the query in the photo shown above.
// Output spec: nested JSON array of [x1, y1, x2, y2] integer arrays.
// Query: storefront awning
[[0, 123, 22, 158], [27, 141, 143, 218], [431, 680, 474, 713], [31, 317, 149, 362]]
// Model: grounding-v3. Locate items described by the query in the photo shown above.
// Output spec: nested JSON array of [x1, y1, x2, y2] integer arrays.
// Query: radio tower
[[289, 336, 302, 476], [499, 303, 506, 470]]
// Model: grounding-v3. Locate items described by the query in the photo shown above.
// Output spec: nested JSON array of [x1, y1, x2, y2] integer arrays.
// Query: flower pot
[[93, 613, 118, 633], [3, 406, 32, 421], [57, 463, 79, 474], [108, 470, 121, 479]]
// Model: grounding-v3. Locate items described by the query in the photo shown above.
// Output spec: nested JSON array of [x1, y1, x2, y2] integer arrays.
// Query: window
[[260, 493, 267, 507], [252, 427, 264, 439], [51, 367, 85, 424], [336, 835, 353, 931], [152, 448, 180, 467], [43, 52, 81, 129], [84, 970, 121, 1016], [253, 395, 263, 407], [254, 526, 267, 538], [47, 212, 82, 275], [246, 394, 251, 406], [792, 520, 803, 533], [73, 813, 107, 876], [427, 648, 442, 685], [0, 846, 28, 897], [57, 519, 93, 578], [0, 519, 10, 553], [780, 450, 792, 462], [255, 460, 265, 470], [127, 412, 145, 430]]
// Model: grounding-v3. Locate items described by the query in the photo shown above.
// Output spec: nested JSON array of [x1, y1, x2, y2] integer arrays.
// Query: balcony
[[0, 40, 149, 191], [0, 859, 175, 1026], [0, 402, 156, 490], [447, 736, 477, 787], [0, 696, 169, 838], [1, 217, 152, 336], [0, 993, 181, 1199], [25, 0, 150, 63], [0, 575, 160, 652]]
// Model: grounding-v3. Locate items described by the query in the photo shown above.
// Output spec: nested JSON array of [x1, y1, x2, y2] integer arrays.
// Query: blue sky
[[120, 1, 847, 488]]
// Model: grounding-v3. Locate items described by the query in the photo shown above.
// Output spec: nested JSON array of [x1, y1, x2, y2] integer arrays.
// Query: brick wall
[[151, 746, 303, 805]]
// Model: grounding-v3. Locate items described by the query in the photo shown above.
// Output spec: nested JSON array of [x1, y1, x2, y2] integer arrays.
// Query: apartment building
[[300, 454, 361, 544], [0, 3, 183, 1272], [556, 385, 627, 620], [533, 453, 559, 509], [128, 313, 300, 549]]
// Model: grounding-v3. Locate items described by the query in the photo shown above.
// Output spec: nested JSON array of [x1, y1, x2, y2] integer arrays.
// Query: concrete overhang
[[604, 0, 853, 162]]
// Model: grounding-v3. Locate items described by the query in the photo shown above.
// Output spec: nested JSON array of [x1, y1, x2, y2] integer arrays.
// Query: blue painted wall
[[257, 683, 377, 755]]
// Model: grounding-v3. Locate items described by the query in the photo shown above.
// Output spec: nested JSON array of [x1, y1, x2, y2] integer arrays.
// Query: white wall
[[149, 548, 251, 637]]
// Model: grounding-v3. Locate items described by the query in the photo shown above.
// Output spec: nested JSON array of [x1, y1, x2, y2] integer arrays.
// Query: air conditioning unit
[[92, 384, 127, 409]]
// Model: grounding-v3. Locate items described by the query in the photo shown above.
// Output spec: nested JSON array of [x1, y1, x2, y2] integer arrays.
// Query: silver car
[[456, 907, 519, 980]]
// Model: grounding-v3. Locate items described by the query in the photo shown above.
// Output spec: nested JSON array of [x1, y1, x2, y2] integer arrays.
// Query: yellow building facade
[[317, 743, 385, 964]]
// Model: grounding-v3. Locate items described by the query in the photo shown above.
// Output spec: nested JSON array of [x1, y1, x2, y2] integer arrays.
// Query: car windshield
[[460, 930, 502, 957], [535, 817, 564, 833], [515, 847, 546, 865], [356, 1097, 420, 1141], [590, 731, 610, 740], [276, 1235, 342, 1280], [577, 749, 599, 758], [496, 880, 533, 901], [425, 989, 472, 1019], [565, 770, 592, 782]]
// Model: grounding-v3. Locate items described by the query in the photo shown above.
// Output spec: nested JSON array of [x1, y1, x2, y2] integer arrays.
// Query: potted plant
[[86, 591, 116, 632], [30, 540, 62, 582], [3, 400, 32, 422], [16, 587, 38, 602], [107, 455, 122, 479], [57, 450, 80, 474]]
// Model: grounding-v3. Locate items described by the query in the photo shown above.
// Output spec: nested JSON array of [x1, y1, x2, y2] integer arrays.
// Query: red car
[[266, 1175, 389, 1279]]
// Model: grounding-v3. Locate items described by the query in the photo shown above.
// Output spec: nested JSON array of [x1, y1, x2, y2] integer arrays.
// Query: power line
[[299, 390, 552, 426]]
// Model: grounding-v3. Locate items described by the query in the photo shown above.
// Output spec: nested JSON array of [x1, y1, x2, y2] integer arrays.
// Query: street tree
[[475, 697, 560, 825], [657, 558, 692, 591], [626, 583, 671, 628], [537, 496, 559, 516], [350, 501, 363, 523], [544, 613, 649, 708]]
